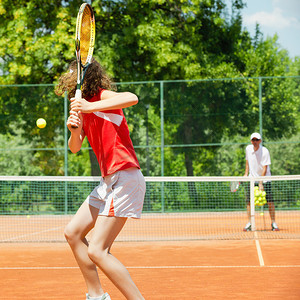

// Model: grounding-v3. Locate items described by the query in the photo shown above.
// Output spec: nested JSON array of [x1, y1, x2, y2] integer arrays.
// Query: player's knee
[[87, 243, 107, 264], [64, 224, 78, 244]]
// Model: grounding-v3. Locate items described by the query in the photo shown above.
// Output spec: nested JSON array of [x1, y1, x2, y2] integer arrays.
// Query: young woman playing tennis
[[55, 59, 146, 300]]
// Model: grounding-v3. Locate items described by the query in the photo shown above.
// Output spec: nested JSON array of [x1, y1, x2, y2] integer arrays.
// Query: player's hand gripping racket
[[72, 3, 95, 128], [230, 181, 240, 192]]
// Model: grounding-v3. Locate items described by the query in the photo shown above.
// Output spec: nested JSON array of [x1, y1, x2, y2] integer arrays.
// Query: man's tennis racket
[[230, 181, 240, 192], [72, 3, 95, 127]]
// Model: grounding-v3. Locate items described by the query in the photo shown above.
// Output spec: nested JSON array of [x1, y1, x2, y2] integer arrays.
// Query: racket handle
[[71, 89, 81, 128], [75, 89, 82, 99]]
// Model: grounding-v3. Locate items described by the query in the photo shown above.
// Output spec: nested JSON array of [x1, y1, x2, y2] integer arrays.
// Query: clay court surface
[[1, 239, 300, 299]]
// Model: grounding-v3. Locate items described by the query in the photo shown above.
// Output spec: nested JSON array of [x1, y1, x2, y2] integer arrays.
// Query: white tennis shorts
[[85, 168, 146, 218]]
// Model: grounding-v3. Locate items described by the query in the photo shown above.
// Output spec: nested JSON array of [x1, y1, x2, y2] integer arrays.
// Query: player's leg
[[268, 202, 279, 230], [264, 182, 279, 231], [268, 201, 279, 230], [88, 216, 144, 300], [64, 201, 105, 297], [268, 202, 276, 222]]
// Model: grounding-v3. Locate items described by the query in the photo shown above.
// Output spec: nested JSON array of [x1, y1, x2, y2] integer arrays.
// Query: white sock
[[87, 294, 103, 300]]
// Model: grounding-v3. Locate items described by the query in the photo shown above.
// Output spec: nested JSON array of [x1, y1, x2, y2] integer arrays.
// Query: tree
[[0, 0, 78, 85], [92, 0, 247, 81], [0, 0, 81, 175], [0, 0, 299, 179], [236, 30, 300, 140]]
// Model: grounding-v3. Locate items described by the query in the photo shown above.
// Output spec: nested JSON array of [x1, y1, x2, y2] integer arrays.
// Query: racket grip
[[71, 89, 81, 128], [75, 89, 82, 99]]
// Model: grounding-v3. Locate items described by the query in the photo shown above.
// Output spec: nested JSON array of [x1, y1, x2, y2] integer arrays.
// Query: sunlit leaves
[[0, 0, 77, 84]]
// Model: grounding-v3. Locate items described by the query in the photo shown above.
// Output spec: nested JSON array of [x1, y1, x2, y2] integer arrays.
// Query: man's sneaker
[[102, 294, 111, 300], [86, 293, 111, 300], [243, 222, 251, 232], [272, 222, 279, 231]]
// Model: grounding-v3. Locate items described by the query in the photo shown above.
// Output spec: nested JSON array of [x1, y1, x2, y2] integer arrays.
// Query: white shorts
[[85, 168, 146, 218]]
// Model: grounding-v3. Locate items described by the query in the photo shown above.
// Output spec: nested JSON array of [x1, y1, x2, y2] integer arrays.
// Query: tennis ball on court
[[27, 215, 30, 219], [36, 118, 46, 128]]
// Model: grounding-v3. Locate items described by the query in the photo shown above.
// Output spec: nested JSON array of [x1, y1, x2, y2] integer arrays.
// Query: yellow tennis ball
[[36, 118, 46, 128]]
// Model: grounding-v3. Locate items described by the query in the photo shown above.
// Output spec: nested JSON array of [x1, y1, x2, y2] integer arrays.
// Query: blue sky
[[227, 0, 300, 58]]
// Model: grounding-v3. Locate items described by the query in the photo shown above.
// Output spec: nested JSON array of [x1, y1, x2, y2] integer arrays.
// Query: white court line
[[1, 265, 300, 270], [1, 226, 65, 242], [254, 231, 265, 266]]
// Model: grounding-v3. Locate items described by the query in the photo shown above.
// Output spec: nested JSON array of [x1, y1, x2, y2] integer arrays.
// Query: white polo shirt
[[245, 144, 271, 178]]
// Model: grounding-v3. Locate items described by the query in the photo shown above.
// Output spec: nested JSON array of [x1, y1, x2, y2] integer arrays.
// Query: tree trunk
[[183, 124, 199, 208]]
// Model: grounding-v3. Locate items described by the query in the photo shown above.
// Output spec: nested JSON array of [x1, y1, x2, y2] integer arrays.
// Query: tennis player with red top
[[55, 59, 146, 300]]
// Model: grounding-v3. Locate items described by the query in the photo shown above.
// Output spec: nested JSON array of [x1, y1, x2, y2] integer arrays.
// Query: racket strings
[[80, 8, 92, 65]]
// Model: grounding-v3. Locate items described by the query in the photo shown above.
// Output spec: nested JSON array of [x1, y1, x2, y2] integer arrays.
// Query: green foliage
[[0, 85, 67, 176], [0, 180, 96, 215], [0, 0, 77, 85], [91, 0, 248, 81], [0, 0, 299, 181], [67, 139, 92, 176], [267, 134, 300, 176], [0, 130, 42, 176], [0, 124, 66, 176]]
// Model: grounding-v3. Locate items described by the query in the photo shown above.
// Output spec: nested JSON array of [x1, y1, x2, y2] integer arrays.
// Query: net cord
[[0, 175, 299, 182]]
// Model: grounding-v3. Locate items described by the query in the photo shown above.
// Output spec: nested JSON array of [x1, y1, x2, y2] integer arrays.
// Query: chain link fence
[[0, 76, 299, 177]]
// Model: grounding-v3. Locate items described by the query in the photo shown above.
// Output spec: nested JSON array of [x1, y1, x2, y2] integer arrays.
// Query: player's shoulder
[[261, 146, 270, 154], [245, 144, 252, 151], [101, 89, 118, 100]]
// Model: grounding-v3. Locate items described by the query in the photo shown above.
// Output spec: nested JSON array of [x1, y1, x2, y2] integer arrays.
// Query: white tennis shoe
[[243, 222, 251, 232], [86, 292, 111, 300], [272, 222, 279, 231]]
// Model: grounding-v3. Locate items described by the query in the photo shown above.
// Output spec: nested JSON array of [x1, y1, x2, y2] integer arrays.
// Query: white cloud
[[244, 7, 299, 30], [272, 0, 300, 18]]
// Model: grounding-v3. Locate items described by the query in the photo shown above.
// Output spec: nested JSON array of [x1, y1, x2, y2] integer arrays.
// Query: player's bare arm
[[70, 91, 138, 113], [68, 129, 85, 153], [244, 160, 249, 176], [259, 165, 268, 190], [67, 111, 85, 153]]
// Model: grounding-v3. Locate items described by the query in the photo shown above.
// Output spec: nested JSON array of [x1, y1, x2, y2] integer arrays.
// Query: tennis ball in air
[[36, 118, 46, 128]]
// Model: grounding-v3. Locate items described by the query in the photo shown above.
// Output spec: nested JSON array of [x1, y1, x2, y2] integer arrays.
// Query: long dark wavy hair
[[55, 58, 115, 99]]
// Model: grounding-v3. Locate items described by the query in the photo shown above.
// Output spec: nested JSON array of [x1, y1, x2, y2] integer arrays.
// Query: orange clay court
[[0, 213, 300, 299]]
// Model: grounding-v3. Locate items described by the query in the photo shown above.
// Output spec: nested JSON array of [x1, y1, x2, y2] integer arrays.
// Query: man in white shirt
[[243, 132, 279, 231]]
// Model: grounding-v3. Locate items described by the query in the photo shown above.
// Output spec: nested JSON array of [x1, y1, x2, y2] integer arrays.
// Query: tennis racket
[[230, 181, 240, 192], [72, 3, 95, 128]]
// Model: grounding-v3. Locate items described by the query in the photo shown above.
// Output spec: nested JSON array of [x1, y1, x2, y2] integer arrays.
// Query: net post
[[160, 81, 165, 212], [160, 81, 164, 177], [250, 178, 256, 231], [259, 77, 263, 138], [64, 92, 69, 177], [64, 92, 68, 215]]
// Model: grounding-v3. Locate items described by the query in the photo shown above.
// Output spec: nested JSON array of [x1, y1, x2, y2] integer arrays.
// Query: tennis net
[[0, 175, 299, 242]]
